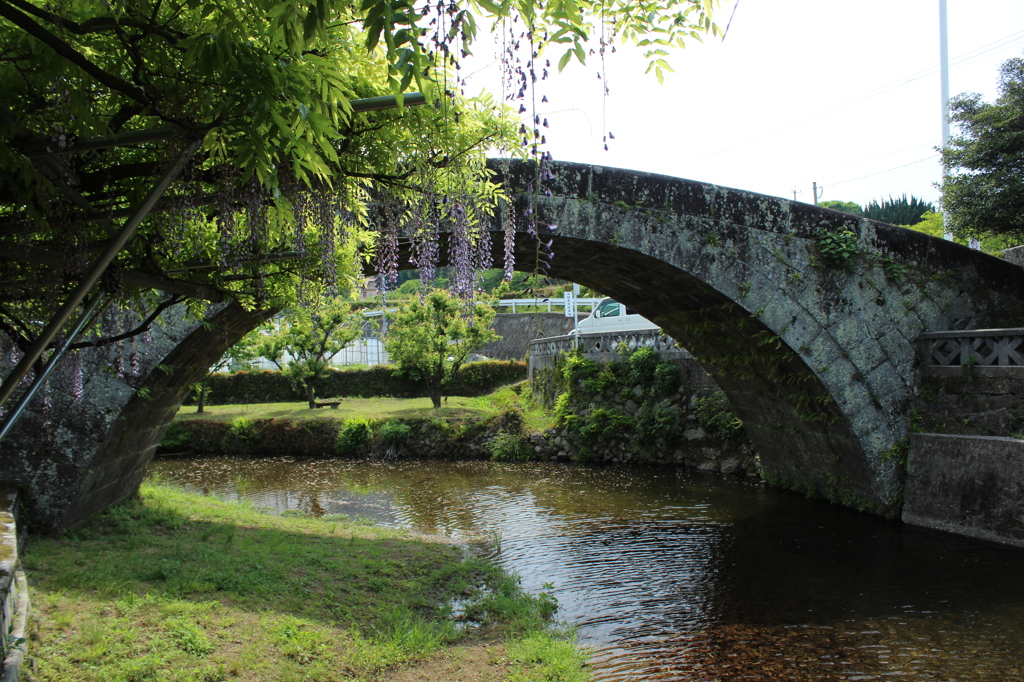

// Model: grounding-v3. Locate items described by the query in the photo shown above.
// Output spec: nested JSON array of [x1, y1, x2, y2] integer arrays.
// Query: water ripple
[[150, 458, 1024, 680]]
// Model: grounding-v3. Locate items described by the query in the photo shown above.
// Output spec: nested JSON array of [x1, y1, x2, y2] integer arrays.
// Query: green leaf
[[572, 42, 586, 65], [557, 49, 573, 72], [303, 6, 319, 46]]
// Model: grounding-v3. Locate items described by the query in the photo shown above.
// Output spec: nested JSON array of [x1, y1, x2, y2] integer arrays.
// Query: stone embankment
[[0, 486, 29, 682], [903, 328, 1024, 547], [525, 422, 758, 475], [165, 337, 757, 476]]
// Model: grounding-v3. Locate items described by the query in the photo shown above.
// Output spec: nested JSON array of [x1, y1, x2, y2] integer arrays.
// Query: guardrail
[[494, 297, 602, 313], [918, 328, 1024, 366], [528, 329, 691, 377]]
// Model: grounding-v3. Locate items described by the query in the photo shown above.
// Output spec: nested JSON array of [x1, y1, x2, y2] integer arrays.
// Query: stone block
[[826, 317, 887, 374], [912, 296, 947, 331], [806, 332, 842, 373], [1003, 245, 1024, 268], [865, 362, 907, 403], [877, 328, 917, 373], [904, 433, 1024, 547]]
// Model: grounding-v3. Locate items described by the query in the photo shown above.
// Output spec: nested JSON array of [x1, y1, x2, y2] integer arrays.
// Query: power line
[[822, 154, 940, 188], [811, 142, 936, 176], [686, 30, 1024, 164]]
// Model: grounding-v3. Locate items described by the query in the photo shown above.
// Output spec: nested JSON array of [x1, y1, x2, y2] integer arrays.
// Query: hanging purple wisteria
[[375, 192, 402, 296], [408, 191, 441, 289]]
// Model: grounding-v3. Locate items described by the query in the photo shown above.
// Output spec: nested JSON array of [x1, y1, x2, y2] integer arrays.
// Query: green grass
[[178, 385, 555, 432], [25, 485, 586, 681]]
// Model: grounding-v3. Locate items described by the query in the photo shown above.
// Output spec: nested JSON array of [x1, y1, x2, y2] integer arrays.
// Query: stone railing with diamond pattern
[[918, 329, 1024, 367], [528, 330, 691, 377]]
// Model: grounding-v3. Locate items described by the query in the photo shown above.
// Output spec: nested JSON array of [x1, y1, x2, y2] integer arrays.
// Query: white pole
[[939, 0, 953, 241], [572, 284, 580, 348]]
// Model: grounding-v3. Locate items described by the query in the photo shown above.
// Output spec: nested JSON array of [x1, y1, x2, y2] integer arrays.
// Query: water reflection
[[149, 457, 1024, 681]]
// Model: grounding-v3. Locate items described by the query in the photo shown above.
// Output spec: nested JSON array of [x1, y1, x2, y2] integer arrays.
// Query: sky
[[463, 0, 1024, 210]]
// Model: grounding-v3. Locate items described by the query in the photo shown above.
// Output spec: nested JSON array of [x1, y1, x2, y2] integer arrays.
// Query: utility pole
[[812, 182, 823, 205], [792, 189, 802, 202], [939, 0, 953, 240]]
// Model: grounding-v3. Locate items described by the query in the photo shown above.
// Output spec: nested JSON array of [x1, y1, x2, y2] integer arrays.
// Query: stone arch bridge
[[4, 160, 1023, 531]]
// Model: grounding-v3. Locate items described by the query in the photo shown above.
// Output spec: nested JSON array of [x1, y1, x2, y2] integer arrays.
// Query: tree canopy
[[942, 56, 1024, 241], [384, 288, 496, 408], [818, 196, 935, 226], [253, 297, 362, 408], [0, 0, 720, 362], [862, 195, 934, 226], [818, 200, 863, 217]]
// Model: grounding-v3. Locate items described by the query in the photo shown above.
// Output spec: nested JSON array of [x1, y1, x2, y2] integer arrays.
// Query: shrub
[[191, 360, 528, 405], [335, 419, 373, 456], [694, 395, 744, 439], [489, 431, 532, 462], [815, 229, 861, 269], [159, 421, 191, 451], [156, 421, 231, 456], [378, 419, 412, 446], [230, 416, 260, 440]]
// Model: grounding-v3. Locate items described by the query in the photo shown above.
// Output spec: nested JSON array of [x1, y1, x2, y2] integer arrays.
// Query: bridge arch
[[5, 160, 1024, 531], [493, 159, 1024, 515]]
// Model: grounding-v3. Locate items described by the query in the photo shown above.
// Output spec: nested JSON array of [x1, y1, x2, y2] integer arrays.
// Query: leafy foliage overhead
[[0, 0, 718, 360], [942, 56, 1024, 240]]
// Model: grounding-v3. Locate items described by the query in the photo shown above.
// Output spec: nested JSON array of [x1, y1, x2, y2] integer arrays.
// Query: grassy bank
[[24, 485, 588, 681], [175, 385, 554, 433]]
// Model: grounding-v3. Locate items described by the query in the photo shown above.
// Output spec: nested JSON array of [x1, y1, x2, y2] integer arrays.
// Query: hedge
[[158, 410, 527, 460], [188, 360, 527, 405]]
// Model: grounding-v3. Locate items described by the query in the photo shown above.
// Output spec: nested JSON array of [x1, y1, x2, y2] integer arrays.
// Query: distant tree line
[[819, 195, 935, 226]]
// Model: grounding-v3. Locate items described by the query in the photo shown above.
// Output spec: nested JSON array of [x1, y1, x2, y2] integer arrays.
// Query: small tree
[[384, 290, 498, 408], [943, 57, 1024, 241], [256, 299, 363, 408]]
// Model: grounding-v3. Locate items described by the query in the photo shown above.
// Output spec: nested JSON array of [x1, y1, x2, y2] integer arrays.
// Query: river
[[148, 457, 1024, 681]]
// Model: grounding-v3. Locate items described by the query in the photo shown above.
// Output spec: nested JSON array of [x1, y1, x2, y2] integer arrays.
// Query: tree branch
[[0, 0, 151, 106], [3, 0, 187, 43], [67, 295, 183, 350]]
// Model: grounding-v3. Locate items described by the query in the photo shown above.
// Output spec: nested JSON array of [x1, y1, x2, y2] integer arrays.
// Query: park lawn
[[176, 396, 491, 422], [25, 484, 588, 682], [176, 387, 555, 433]]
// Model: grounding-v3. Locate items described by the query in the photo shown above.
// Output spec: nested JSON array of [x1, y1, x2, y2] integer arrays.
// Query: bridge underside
[[504, 237, 875, 509]]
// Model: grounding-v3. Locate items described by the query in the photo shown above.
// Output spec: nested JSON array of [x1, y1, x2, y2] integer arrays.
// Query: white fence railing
[[919, 329, 1024, 367], [240, 338, 390, 372]]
